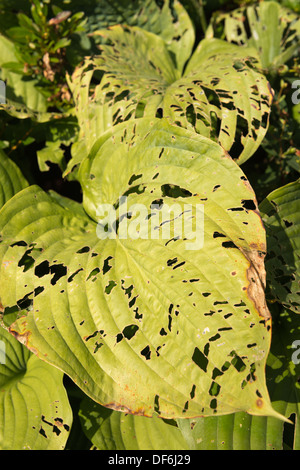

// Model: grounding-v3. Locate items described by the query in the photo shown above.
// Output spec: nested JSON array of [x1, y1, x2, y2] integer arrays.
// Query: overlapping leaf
[[84, 0, 195, 75], [0, 34, 49, 120], [79, 396, 187, 450], [0, 326, 72, 450], [0, 149, 28, 208], [259, 179, 300, 314], [66, 26, 272, 175], [206, 1, 300, 70], [0, 118, 284, 421], [78, 399, 286, 450]]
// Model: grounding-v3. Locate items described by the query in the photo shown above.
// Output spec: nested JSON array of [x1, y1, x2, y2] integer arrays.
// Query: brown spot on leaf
[[9, 324, 39, 356], [106, 402, 150, 417], [256, 398, 263, 408], [244, 250, 271, 321]]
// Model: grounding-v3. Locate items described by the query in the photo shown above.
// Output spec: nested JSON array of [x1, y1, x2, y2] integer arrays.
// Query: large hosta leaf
[[259, 179, 300, 314], [0, 118, 284, 421], [66, 27, 271, 175], [206, 1, 300, 70], [0, 326, 72, 449]]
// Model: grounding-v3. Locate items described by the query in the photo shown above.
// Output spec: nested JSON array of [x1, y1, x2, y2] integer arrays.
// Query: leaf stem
[[191, 0, 208, 35]]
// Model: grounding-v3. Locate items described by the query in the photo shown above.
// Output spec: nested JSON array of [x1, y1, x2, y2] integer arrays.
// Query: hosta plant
[[0, 0, 299, 451]]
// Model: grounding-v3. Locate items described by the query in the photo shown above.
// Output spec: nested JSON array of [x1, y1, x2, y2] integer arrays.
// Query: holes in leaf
[[68, 268, 83, 283], [261, 111, 269, 129], [11, 240, 27, 247], [183, 401, 189, 413], [121, 184, 146, 199], [103, 256, 113, 275], [18, 244, 42, 272], [39, 415, 69, 438], [212, 367, 223, 380], [213, 231, 226, 238], [190, 384, 196, 399], [186, 104, 196, 127], [105, 280, 117, 294], [84, 331, 98, 342], [202, 86, 222, 110], [151, 198, 164, 209], [192, 347, 208, 372], [76, 246, 90, 254], [209, 333, 221, 342], [35, 260, 50, 277], [160, 328, 167, 336], [210, 398, 217, 410], [229, 351, 246, 372], [86, 267, 100, 281], [167, 257, 178, 267], [50, 264, 67, 285], [123, 324, 139, 340], [241, 199, 256, 210], [17, 292, 33, 310], [154, 395, 161, 415], [283, 219, 293, 228], [39, 427, 47, 439], [168, 313, 173, 332], [128, 173, 142, 186], [209, 381, 221, 397], [141, 345, 151, 360], [161, 184, 193, 199], [227, 206, 244, 212], [204, 310, 215, 317], [221, 361, 231, 372], [34, 260, 67, 285], [158, 148, 164, 159], [224, 313, 233, 319], [222, 241, 237, 249], [121, 281, 134, 298], [233, 60, 245, 71]]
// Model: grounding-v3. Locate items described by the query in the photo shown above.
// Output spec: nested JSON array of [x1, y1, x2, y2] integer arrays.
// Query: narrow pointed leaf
[[259, 179, 300, 314], [0, 149, 28, 208]]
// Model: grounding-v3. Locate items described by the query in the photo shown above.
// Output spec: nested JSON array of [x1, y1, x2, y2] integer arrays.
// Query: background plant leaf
[[0, 148, 28, 208], [206, 1, 300, 70], [259, 179, 300, 314], [0, 34, 50, 120], [0, 326, 72, 450], [79, 396, 188, 450]]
